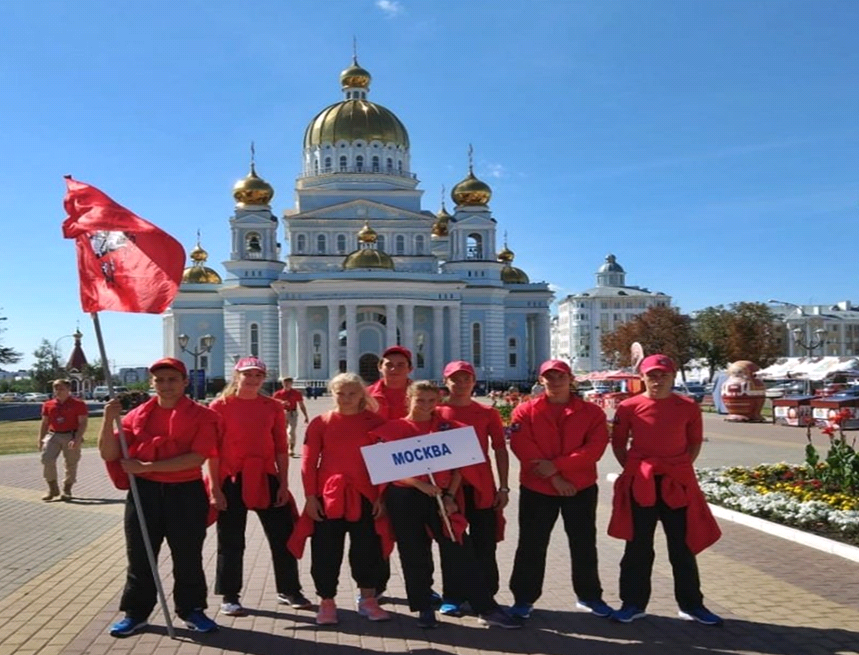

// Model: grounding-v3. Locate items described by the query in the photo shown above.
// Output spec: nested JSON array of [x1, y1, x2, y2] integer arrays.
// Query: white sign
[[361, 426, 486, 485]]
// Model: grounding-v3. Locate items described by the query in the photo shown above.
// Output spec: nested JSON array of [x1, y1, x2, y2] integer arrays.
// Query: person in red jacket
[[208, 357, 309, 618], [507, 359, 612, 620], [370, 381, 520, 630], [608, 354, 723, 626], [99, 357, 220, 637], [367, 346, 413, 420], [436, 360, 510, 616], [297, 372, 391, 625], [39, 378, 89, 501]]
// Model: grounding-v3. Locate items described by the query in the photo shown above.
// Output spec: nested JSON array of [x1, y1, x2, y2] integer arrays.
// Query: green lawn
[[0, 418, 105, 456]]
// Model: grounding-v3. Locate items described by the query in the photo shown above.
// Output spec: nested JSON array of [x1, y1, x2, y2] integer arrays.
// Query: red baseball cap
[[149, 357, 187, 377], [235, 356, 267, 373], [640, 354, 676, 374], [443, 360, 476, 378], [382, 346, 412, 367], [538, 359, 572, 376]]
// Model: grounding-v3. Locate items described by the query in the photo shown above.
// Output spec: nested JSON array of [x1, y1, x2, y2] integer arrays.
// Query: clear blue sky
[[1, 0, 857, 371]]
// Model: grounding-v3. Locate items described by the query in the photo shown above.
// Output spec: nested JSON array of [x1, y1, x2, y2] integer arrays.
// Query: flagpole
[[91, 312, 176, 639], [427, 471, 455, 541]]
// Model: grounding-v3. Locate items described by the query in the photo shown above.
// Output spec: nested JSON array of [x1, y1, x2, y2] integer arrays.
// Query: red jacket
[[509, 395, 608, 494]]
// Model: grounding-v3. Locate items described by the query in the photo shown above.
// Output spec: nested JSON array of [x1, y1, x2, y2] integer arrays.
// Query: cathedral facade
[[165, 58, 553, 386]]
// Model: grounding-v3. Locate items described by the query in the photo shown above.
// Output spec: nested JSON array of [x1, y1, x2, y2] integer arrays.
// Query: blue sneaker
[[611, 604, 646, 623], [430, 590, 442, 608], [576, 599, 614, 618], [439, 600, 463, 617], [417, 609, 438, 628], [183, 609, 218, 633], [508, 602, 533, 619], [679, 606, 723, 626], [108, 615, 147, 637]]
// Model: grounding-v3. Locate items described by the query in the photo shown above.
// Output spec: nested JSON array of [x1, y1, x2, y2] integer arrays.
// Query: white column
[[432, 304, 444, 376], [385, 303, 398, 347], [536, 310, 550, 363], [403, 303, 415, 354], [450, 303, 461, 361], [296, 304, 308, 379], [327, 303, 339, 377], [278, 303, 291, 377], [346, 303, 358, 372]]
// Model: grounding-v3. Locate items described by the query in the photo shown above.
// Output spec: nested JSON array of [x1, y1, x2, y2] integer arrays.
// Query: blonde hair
[[216, 370, 270, 401], [328, 372, 379, 413], [407, 380, 442, 399]]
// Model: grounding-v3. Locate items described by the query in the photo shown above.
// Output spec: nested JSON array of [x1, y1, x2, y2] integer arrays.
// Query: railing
[[298, 166, 417, 181]]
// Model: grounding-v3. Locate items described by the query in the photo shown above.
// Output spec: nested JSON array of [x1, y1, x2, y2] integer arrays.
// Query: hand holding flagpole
[[63, 176, 186, 639]]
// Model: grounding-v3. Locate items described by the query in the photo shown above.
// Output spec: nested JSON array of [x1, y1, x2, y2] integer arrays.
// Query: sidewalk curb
[[605, 473, 859, 564]]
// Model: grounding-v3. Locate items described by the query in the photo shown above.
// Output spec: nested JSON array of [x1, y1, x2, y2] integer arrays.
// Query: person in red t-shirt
[[99, 357, 220, 637], [208, 357, 309, 618], [366, 346, 413, 420], [507, 359, 612, 621], [39, 378, 88, 501], [298, 372, 390, 625], [435, 360, 509, 616], [273, 377, 309, 457], [370, 381, 520, 630], [608, 354, 723, 626]]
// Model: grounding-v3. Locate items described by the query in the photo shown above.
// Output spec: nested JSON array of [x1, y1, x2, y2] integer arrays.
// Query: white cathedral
[[165, 57, 553, 386]]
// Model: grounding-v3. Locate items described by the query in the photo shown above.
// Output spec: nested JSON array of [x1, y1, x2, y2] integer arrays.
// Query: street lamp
[[177, 333, 215, 399]]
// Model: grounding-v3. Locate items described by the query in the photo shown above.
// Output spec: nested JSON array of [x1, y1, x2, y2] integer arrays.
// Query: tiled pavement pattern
[[1, 406, 858, 655]]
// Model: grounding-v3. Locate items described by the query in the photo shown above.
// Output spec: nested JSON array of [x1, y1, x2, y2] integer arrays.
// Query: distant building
[[165, 57, 553, 386], [770, 301, 859, 357], [553, 254, 671, 372]]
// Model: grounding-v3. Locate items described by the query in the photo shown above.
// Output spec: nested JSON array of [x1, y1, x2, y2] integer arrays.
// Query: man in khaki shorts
[[38, 379, 88, 501], [273, 377, 309, 457]]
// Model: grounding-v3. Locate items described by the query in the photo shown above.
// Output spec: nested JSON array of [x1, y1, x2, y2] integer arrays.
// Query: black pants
[[385, 485, 495, 613], [442, 485, 499, 602], [618, 481, 703, 611], [215, 474, 302, 602], [120, 477, 209, 620], [310, 497, 386, 599], [509, 484, 603, 605]]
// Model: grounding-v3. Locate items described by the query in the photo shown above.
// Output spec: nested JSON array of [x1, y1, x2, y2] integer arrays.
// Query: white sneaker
[[220, 602, 247, 616]]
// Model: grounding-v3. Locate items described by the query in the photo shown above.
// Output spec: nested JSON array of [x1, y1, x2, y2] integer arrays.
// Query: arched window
[[398, 160, 403, 174], [372, 155, 380, 172], [250, 323, 259, 357], [386, 158, 393, 172], [339, 155, 347, 172], [313, 160, 319, 175], [377, 235, 386, 252], [472, 323, 482, 367], [245, 232, 261, 254], [316, 234, 326, 254], [296, 234, 306, 253], [312, 333, 322, 370], [415, 235, 425, 255], [467, 233, 483, 259], [356, 155, 364, 172], [324, 157, 332, 172], [336, 234, 347, 253], [395, 235, 405, 255]]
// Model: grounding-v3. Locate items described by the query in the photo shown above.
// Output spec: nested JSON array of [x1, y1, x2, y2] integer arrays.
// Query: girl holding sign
[[371, 381, 520, 630], [292, 373, 391, 626]]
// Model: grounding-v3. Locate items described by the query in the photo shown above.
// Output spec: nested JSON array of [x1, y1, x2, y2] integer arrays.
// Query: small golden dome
[[501, 265, 529, 284], [497, 246, 514, 263], [233, 164, 274, 206], [451, 170, 491, 206], [343, 248, 395, 270], [340, 57, 371, 89], [432, 205, 451, 237], [357, 221, 378, 243], [182, 241, 223, 284]]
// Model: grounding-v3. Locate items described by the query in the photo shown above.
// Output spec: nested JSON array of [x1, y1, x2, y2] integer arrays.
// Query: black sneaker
[[478, 608, 522, 629], [417, 609, 438, 628], [679, 606, 723, 626], [278, 592, 312, 609]]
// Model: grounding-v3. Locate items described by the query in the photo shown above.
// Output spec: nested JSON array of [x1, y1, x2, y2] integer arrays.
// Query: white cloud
[[485, 163, 506, 179], [376, 1, 404, 17]]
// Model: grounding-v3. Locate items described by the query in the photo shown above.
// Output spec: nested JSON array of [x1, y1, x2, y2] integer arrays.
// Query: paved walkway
[[1, 404, 858, 655]]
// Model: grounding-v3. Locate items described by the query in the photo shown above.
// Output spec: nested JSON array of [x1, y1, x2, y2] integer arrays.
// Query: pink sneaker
[[316, 598, 338, 625], [358, 596, 391, 622]]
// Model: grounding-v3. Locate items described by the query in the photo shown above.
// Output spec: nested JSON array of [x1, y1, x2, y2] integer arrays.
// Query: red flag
[[62, 176, 186, 314]]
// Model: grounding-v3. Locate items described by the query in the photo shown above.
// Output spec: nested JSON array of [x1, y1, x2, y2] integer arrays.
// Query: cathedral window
[[296, 234, 306, 253], [395, 235, 405, 255], [472, 323, 482, 367], [386, 158, 393, 172], [415, 235, 425, 254], [466, 234, 483, 260], [336, 234, 347, 253], [372, 155, 380, 172], [245, 232, 262, 256], [377, 235, 386, 252], [324, 157, 332, 172], [356, 155, 364, 172], [250, 323, 259, 357], [317, 234, 327, 254], [313, 160, 319, 175], [312, 333, 322, 370], [339, 155, 347, 172]]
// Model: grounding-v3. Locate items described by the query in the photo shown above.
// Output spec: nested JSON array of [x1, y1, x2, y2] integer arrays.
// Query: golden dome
[[343, 248, 395, 270], [182, 242, 222, 284], [432, 204, 451, 237], [497, 246, 514, 263], [501, 265, 530, 284], [340, 57, 371, 89], [304, 100, 409, 149], [451, 170, 491, 206], [233, 163, 274, 206], [357, 221, 378, 243]]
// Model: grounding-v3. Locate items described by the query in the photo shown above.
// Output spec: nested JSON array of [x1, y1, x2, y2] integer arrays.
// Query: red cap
[[149, 357, 187, 377], [443, 360, 476, 378], [382, 346, 412, 367], [538, 359, 572, 376], [640, 354, 676, 374], [235, 356, 267, 373]]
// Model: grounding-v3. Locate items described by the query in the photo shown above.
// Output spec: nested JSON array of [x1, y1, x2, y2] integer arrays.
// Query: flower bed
[[698, 463, 859, 548]]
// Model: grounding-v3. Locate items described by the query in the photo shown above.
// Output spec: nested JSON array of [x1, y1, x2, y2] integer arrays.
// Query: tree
[[31, 339, 64, 392], [724, 302, 782, 368], [692, 306, 732, 380], [0, 313, 22, 365], [600, 306, 694, 373]]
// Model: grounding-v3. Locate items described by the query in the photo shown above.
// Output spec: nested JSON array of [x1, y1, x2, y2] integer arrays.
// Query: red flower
[[821, 425, 836, 436]]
